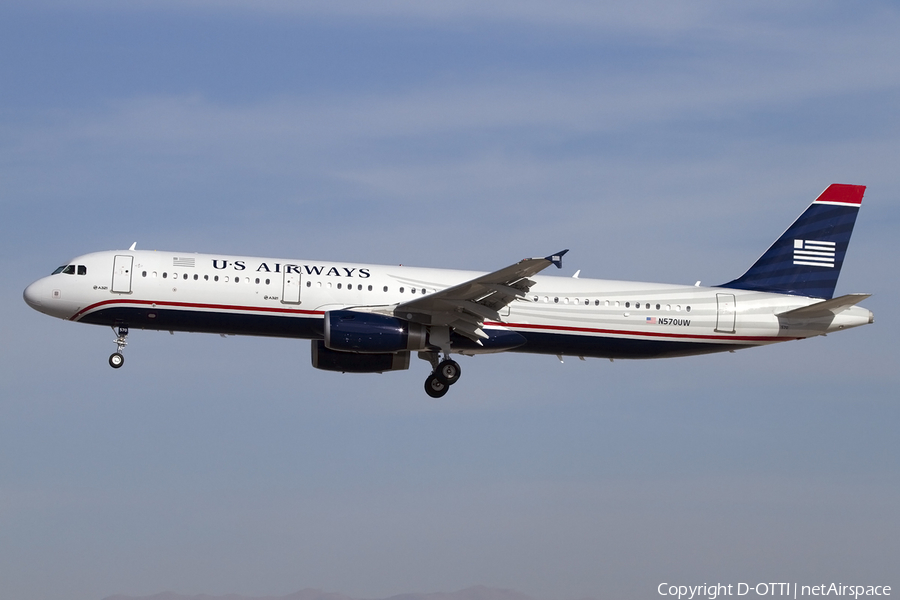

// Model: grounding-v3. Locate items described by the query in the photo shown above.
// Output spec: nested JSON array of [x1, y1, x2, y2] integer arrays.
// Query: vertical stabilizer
[[719, 184, 865, 299]]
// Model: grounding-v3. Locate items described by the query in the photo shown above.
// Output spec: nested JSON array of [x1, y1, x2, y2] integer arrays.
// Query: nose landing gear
[[109, 325, 128, 369]]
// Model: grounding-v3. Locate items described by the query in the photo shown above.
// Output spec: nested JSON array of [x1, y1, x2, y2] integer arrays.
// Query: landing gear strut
[[420, 351, 462, 398], [109, 325, 128, 369]]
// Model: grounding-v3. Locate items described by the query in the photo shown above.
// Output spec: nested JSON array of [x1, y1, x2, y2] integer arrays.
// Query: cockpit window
[[62, 265, 76, 275], [77, 265, 87, 275], [52, 266, 67, 275]]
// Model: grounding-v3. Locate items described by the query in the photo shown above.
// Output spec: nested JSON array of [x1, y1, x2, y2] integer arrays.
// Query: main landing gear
[[421, 352, 462, 398], [109, 325, 128, 369]]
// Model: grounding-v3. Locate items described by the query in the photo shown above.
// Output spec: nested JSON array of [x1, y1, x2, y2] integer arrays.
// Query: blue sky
[[1, 2, 899, 599]]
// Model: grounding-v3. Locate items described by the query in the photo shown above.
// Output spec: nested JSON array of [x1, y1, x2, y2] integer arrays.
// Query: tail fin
[[719, 184, 865, 299]]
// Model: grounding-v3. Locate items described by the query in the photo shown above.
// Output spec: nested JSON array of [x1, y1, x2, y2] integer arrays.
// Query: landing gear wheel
[[109, 352, 125, 369], [425, 374, 449, 398], [109, 325, 129, 369], [435, 359, 461, 385]]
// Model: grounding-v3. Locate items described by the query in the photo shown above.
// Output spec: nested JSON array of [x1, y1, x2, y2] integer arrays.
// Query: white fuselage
[[24, 249, 873, 360]]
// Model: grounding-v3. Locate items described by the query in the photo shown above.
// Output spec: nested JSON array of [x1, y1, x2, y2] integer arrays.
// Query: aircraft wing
[[393, 250, 568, 342]]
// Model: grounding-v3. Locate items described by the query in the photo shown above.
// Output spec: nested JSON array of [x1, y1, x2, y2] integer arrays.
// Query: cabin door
[[715, 293, 736, 333], [282, 270, 302, 304], [111, 255, 134, 294]]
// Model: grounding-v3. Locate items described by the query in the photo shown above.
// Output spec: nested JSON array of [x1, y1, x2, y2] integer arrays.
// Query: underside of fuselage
[[78, 305, 755, 361]]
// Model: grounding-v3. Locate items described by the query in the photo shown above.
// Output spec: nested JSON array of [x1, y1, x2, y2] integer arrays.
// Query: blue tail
[[719, 184, 865, 299]]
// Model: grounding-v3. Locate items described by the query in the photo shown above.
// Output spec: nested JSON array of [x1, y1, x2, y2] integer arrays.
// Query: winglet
[[546, 249, 569, 269]]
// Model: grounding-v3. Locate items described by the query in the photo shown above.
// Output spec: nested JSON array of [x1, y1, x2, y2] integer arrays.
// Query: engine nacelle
[[311, 340, 410, 373], [324, 310, 427, 353]]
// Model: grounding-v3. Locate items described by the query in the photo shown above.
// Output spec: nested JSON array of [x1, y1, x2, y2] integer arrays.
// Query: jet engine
[[311, 340, 410, 373], [324, 310, 427, 353]]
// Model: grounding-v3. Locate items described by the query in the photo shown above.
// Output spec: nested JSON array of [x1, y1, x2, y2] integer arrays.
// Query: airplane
[[23, 183, 873, 398]]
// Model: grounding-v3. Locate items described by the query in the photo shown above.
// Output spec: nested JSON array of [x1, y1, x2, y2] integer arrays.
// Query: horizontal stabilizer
[[776, 293, 871, 318]]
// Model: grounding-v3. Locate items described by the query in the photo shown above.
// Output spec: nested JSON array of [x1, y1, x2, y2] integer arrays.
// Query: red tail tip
[[814, 183, 866, 206]]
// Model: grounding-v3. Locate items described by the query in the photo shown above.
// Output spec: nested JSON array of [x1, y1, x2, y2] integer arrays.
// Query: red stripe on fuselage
[[70, 298, 324, 321], [488, 321, 792, 343]]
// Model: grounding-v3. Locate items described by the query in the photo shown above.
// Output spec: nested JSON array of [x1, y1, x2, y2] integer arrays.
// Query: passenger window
[[384, 286, 388, 292], [142, 271, 147, 277], [400, 287, 405, 293], [163, 272, 168, 279], [625, 302, 630, 308], [194, 274, 199, 281], [204, 275, 209, 281], [368, 285, 373, 291], [78, 265, 87, 275], [255, 278, 260, 284], [183, 274, 188, 280], [686, 306, 691, 312], [656, 304, 660, 310], [337, 283, 342, 289], [214, 275, 219, 282]]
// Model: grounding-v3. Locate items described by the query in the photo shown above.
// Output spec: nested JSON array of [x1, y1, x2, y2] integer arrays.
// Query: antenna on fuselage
[[129, 242, 137, 251]]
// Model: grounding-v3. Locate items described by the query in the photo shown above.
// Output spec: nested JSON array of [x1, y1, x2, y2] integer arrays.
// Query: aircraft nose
[[23, 280, 45, 309]]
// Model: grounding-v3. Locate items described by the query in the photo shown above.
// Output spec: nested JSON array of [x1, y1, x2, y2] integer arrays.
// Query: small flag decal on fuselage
[[173, 257, 196, 268], [793, 239, 835, 268], [646, 317, 657, 324]]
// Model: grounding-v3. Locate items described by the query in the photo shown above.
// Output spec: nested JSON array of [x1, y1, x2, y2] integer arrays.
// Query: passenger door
[[111, 255, 134, 294], [282, 270, 301, 304], [715, 293, 736, 333]]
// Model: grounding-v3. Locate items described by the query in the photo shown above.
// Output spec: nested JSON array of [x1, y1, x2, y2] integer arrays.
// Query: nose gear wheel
[[109, 325, 129, 369]]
